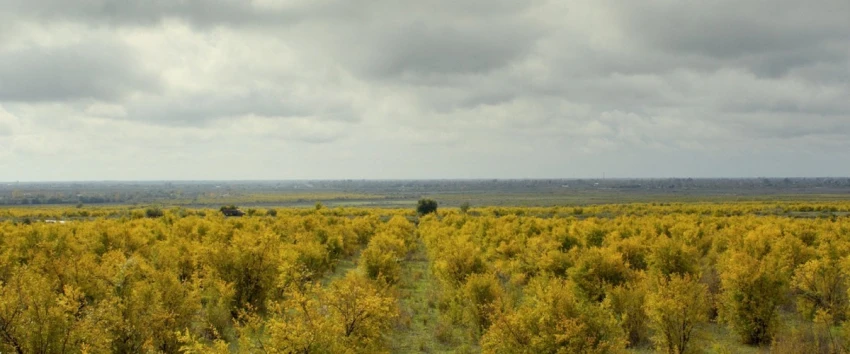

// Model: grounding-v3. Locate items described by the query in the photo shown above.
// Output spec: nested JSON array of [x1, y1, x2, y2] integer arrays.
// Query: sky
[[0, 0, 848, 181]]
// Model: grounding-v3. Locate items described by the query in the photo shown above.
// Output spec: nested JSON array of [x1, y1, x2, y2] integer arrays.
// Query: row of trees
[[3, 202, 850, 353], [0, 208, 414, 353], [417, 205, 850, 353]]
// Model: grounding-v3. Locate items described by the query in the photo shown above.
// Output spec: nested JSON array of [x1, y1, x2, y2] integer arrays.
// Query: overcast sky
[[0, 0, 848, 181]]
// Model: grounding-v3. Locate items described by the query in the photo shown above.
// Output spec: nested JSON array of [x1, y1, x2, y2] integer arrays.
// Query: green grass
[[322, 252, 361, 287], [625, 324, 767, 354], [390, 240, 464, 353]]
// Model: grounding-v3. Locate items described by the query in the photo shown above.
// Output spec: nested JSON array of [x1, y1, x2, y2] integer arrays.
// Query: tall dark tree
[[417, 199, 438, 215]]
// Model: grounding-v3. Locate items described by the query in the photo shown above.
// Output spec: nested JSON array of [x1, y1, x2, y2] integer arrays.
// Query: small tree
[[481, 277, 626, 353], [220, 205, 244, 217], [417, 199, 438, 215], [460, 202, 471, 214], [360, 233, 407, 284], [791, 257, 848, 323], [646, 274, 710, 354], [719, 251, 787, 345], [145, 207, 164, 218]]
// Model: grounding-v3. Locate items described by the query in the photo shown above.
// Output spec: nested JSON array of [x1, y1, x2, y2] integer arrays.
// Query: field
[[3, 193, 850, 353], [3, 178, 850, 208]]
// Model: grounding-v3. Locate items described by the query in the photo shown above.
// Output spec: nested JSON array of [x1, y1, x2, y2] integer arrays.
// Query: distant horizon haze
[[3, 176, 850, 184]]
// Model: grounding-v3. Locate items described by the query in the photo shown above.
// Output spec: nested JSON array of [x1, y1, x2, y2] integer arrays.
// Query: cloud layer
[[1, 0, 848, 180]]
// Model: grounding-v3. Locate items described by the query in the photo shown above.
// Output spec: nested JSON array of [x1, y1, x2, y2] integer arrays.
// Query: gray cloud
[[0, 41, 158, 102], [0, 0, 298, 27], [362, 22, 539, 77], [611, 0, 850, 76], [0, 0, 848, 180], [124, 90, 359, 126], [0, 107, 19, 136]]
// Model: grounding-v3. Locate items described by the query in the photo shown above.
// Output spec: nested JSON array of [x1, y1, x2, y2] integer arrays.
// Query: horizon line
[[3, 176, 849, 184]]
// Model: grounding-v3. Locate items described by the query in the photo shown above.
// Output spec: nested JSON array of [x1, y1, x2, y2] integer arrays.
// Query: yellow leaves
[[647, 236, 700, 278], [4, 203, 850, 352], [177, 328, 230, 354], [607, 277, 650, 347], [263, 272, 399, 354], [645, 274, 710, 354], [381, 215, 415, 245], [56, 284, 85, 314], [568, 248, 632, 302], [432, 236, 486, 287], [360, 232, 407, 284], [461, 272, 504, 331], [481, 277, 626, 354], [325, 273, 399, 341], [0, 268, 114, 353], [718, 249, 788, 345], [791, 257, 849, 323], [0, 208, 405, 353]]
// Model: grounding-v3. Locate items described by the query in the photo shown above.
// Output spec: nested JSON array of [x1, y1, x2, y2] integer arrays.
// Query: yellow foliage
[[645, 274, 710, 354], [1, 201, 850, 352], [480, 277, 626, 353]]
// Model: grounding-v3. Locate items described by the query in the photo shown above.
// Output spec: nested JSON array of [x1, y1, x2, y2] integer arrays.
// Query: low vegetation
[[1, 201, 850, 353]]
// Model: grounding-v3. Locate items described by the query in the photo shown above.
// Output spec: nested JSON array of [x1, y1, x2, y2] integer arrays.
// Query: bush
[[145, 207, 164, 218], [417, 199, 438, 215], [569, 248, 632, 302], [461, 273, 503, 332], [645, 274, 709, 354], [608, 280, 649, 347], [791, 257, 848, 323], [481, 278, 626, 353], [719, 251, 787, 345], [360, 233, 407, 284]]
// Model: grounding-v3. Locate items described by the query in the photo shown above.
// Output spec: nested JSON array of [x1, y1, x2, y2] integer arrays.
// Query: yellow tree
[[323, 273, 398, 352], [359, 232, 407, 284], [264, 284, 337, 354], [791, 257, 848, 324], [0, 269, 112, 354], [481, 277, 626, 354], [568, 248, 632, 302], [262, 273, 399, 354], [718, 250, 788, 345], [645, 274, 710, 354]]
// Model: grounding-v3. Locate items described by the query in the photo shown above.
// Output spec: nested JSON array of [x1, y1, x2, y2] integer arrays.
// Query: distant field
[[2, 178, 849, 207]]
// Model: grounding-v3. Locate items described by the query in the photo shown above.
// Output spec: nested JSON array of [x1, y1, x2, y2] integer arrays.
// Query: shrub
[[145, 207, 164, 218], [719, 251, 787, 345], [645, 274, 710, 354], [791, 257, 849, 323], [569, 248, 633, 302], [417, 199, 438, 215], [360, 233, 407, 284], [481, 278, 626, 353]]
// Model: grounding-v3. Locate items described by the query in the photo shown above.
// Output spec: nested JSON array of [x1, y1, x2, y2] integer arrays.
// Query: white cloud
[[0, 0, 848, 180]]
